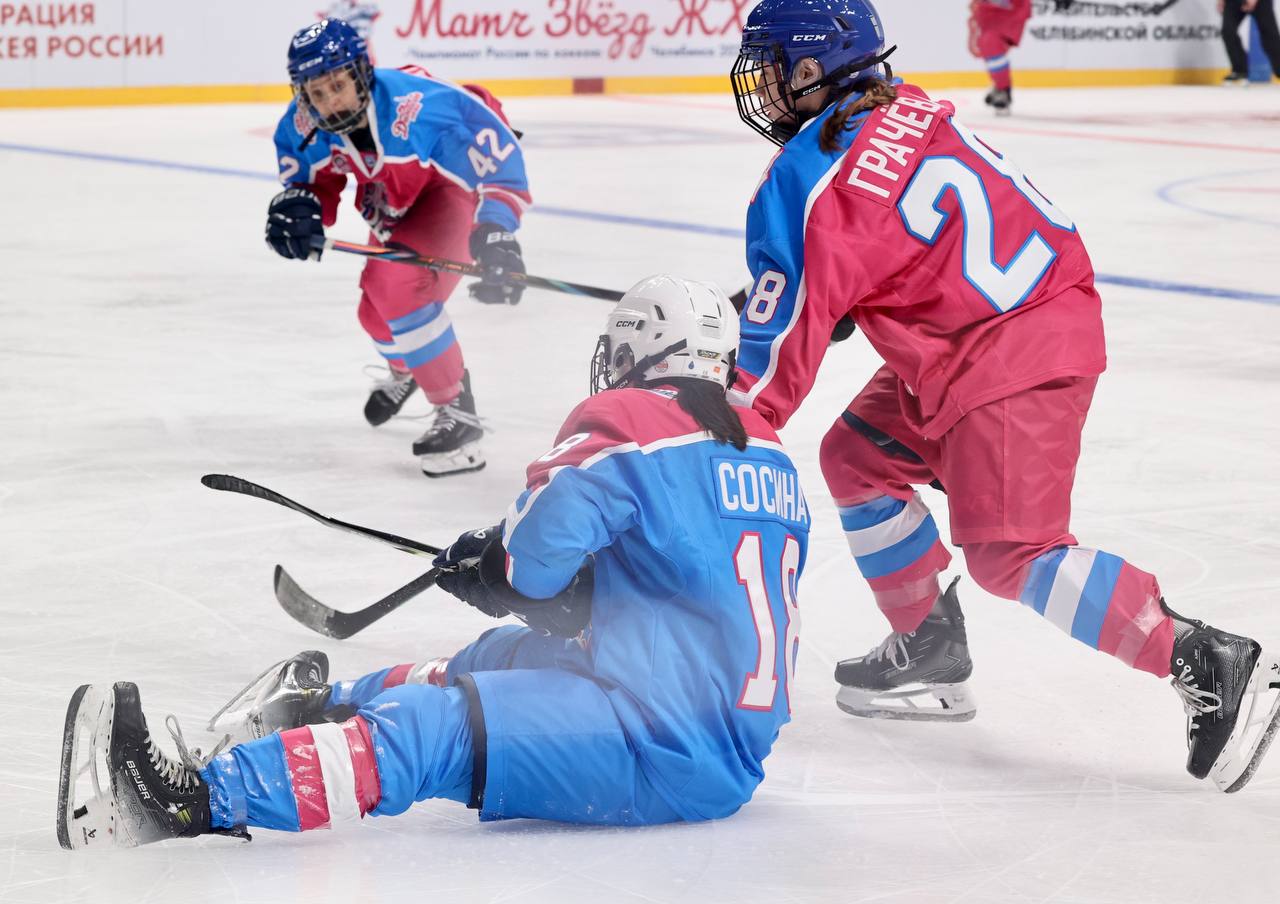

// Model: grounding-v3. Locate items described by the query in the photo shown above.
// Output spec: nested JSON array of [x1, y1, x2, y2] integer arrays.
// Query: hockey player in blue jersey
[[56, 275, 812, 849], [264, 18, 533, 476]]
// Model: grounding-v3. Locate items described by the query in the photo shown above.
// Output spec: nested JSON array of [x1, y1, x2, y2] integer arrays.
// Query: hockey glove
[[468, 223, 525, 304], [830, 315, 857, 344], [265, 188, 324, 261], [434, 525, 511, 620], [434, 525, 593, 637]]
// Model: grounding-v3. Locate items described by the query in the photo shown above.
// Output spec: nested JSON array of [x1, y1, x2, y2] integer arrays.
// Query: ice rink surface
[[1, 84, 1279, 903]]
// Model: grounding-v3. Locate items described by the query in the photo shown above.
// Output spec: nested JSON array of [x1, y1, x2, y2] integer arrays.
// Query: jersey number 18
[[734, 532, 802, 714]]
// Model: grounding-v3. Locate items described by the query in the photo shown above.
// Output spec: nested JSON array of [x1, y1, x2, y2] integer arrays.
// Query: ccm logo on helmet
[[792, 34, 828, 42], [614, 319, 639, 328]]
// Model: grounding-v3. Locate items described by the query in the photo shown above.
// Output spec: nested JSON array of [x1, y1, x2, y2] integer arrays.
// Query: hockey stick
[[315, 237, 626, 302], [274, 564, 439, 639], [200, 474, 442, 559]]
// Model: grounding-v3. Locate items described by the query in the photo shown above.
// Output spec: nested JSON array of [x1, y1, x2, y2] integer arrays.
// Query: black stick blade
[[273, 565, 440, 640]]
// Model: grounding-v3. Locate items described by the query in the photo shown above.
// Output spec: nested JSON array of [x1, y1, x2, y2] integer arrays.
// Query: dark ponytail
[[669, 378, 748, 451], [819, 77, 898, 154]]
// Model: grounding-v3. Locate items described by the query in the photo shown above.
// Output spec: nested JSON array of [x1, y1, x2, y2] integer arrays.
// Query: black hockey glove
[[434, 525, 593, 637], [468, 223, 525, 304], [265, 188, 324, 261], [830, 315, 857, 344], [434, 525, 511, 620]]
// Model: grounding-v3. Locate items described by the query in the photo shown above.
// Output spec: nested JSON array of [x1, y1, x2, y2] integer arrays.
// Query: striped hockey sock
[[1019, 546, 1173, 676], [839, 493, 952, 633]]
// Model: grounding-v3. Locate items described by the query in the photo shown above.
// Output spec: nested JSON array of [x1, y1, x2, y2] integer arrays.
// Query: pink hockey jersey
[[731, 85, 1106, 439], [274, 65, 531, 240]]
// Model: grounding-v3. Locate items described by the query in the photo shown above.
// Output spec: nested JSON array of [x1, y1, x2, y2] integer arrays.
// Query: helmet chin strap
[[787, 43, 898, 122], [616, 339, 688, 389]]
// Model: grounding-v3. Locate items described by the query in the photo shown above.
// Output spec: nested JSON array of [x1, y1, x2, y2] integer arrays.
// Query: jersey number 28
[[735, 532, 802, 713], [897, 119, 1075, 314]]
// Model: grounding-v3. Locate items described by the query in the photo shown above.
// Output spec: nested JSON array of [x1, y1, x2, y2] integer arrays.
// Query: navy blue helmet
[[731, 0, 893, 146], [287, 18, 373, 136]]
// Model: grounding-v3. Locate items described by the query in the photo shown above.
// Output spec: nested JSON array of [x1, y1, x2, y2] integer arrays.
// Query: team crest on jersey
[[294, 104, 317, 138], [330, 153, 351, 174], [392, 92, 423, 139]]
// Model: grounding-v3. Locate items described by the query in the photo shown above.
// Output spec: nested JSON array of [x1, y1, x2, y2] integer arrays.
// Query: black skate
[[364, 368, 418, 427], [412, 370, 486, 477], [1167, 605, 1280, 792], [984, 87, 1012, 116], [835, 577, 976, 721], [56, 682, 245, 850], [207, 650, 335, 747]]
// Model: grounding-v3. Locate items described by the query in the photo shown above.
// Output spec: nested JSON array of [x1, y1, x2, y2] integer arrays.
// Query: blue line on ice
[[3, 141, 1276, 307]]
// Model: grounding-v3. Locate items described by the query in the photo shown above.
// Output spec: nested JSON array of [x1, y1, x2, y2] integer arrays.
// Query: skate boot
[[835, 577, 976, 721], [364, 367, 418, 427], [56, 682, 246, 850], [1167, 604, 1280, 792], [984, 87, 1012, 116], [207, 650, 335, 747], [412, 370, 486, 477]]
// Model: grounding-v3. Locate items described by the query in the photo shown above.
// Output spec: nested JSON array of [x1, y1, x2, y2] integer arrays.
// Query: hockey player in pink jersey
[[265, 18, 532, 476], [969, 0, 1031, 114], [728, 0, 1280, 791]]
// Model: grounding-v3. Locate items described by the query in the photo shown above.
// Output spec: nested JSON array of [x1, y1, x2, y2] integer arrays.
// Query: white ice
[[2, 85, 1279, 904]]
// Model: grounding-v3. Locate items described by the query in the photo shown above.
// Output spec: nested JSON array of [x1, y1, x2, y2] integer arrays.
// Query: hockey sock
[[1018, 547, 1173, 676], [203, 717, 381, 831], [985, 55, 1013, 91], [838, 493, 952, 633], [330, 659, 453, 710]]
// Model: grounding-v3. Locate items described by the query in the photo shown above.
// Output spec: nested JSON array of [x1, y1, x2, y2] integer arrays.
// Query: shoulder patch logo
[[392, 91, 424, 139], [294, 104, 316, 138]]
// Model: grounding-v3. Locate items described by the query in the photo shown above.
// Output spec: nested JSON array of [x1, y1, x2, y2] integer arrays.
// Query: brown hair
[[819, 78, 899, 153]]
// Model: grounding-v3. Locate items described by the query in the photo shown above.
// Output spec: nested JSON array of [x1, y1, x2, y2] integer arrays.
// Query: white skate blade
[[420, 440, 485, 478], [206, 658, 286, 746], [836, 681, 976, 722], [1211, 654, 1280, 793], [57, 684, 122, 850]]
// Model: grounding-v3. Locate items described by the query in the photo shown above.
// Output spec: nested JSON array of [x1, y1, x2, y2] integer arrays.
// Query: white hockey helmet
[[590, 275, 740, 395]]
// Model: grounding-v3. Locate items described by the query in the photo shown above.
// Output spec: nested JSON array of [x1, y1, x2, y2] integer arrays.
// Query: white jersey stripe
[[309, 722, 362, 825]]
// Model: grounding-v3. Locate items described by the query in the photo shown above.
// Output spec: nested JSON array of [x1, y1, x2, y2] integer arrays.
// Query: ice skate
[[984, 87, 1012, 116], [56, 682, 245, 850], [1167, 605, 1280, 792], [412, 370, 486, 477], [207, 650, 334, 747], [835, 577, 976, 721], [364, 367, 417, 427]]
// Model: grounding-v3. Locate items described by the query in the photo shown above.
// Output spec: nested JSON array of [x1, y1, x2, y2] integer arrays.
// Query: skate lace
[[868, 632, 913, 670], [1170, 664, 1222, 734], [424, 401, 490, 437], [154, 715, 229, 791], [364, 365, 415, 400]]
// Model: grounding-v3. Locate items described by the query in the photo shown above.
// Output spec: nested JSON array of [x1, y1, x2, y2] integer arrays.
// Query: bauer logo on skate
[[840, 94, 949, 207], [715, 459, 809, 527]]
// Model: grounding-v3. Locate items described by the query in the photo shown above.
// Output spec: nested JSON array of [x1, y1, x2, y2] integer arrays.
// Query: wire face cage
[[296, 57, 374, 135], [731, 44, 800, 147]]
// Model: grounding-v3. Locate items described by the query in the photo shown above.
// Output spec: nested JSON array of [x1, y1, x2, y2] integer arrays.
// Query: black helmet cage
[[296, 57, 375, 135], [589, 334, 694, 396], [731, 43, 800, 147], [732, 40, 897, 147]]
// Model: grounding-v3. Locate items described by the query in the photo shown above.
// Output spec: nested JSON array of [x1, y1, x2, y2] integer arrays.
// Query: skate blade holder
[[836, 682, 977, 722], [57, 685, 126, 850], [1211, 654, 1280, 793]]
